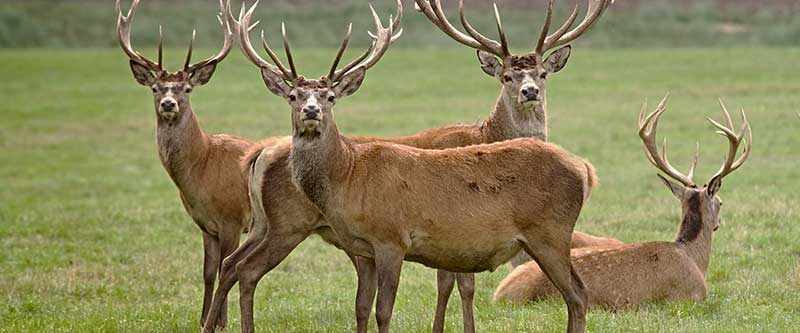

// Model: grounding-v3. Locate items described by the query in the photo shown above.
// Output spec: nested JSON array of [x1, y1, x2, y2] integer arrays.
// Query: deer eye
[[288, 94, 297, 102], [540, 72, 547, 79], [151, 87, 158, 93], [327, 95, 336, 103], [503, 75, 512, 82], [184, 87, 192, 94]]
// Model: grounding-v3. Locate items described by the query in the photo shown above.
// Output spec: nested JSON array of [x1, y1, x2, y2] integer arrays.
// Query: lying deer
[[494, 95, 752, 308], [116, 0, 269, 328], [205, 2, 597, 333], [203, 0, 616, 332]]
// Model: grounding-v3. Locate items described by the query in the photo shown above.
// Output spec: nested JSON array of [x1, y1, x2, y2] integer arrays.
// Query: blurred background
[[2, 0, 800, 48]]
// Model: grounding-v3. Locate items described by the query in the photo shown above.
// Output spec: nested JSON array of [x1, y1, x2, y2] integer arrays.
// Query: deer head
[[117, 0, 236, 123], [236, 0, 402, 138], [415, 0, 610, 109], [638, 95, 752, 241]]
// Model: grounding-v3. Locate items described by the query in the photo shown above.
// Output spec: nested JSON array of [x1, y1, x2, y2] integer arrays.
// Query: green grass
[[1, 47, 799, 332]]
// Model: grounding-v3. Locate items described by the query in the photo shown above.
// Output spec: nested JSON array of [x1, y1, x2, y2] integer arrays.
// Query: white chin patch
[[159, 110, 179, 120], [519, 99, 542, 107], [302, 119, 320, 131]]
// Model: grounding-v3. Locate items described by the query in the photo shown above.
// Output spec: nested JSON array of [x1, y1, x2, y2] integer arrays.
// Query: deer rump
[[290, 137, 592, 273]]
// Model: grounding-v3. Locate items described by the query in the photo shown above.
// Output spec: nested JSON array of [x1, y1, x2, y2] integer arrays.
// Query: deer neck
[[482, 88, 548, 142], [290, 120, 353, 212], [155, 107, 211, 187], [674, 193, 714, 276]]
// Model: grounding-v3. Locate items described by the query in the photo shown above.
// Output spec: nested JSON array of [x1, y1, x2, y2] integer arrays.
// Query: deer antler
[[537, 0, 610, 54], [414, 0, 508, 58], [707, 99, 752, 181], [638, 94, 698, 187], [116, 0, 162, 72], [238, 0, 297, 82], [183, 0, 237, 73], [327, 0, 404, 83]]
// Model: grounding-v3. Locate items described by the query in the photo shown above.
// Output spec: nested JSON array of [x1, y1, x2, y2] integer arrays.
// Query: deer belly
[[404, 234, 522, 273]]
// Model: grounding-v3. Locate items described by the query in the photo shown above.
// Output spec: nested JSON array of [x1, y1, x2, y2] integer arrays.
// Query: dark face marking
[[677, 191, 703, 243]]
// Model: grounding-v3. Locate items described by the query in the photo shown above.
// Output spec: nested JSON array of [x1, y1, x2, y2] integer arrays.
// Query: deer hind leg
[[236, 226, 311, 333], [374, 246, 405, 333], [200, 232, 221, 329], [521, 235, 588, 333], [432, 270, 455, 333], [455, 272, 476, 333], [352, 256, 377, 333]]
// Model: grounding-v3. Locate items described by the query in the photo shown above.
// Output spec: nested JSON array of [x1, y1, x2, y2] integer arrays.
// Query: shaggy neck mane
[[156, 106, 210, 187], [675, 191, 713, 275], [482, 87, 547, 142], [290, 121, 353, 211]]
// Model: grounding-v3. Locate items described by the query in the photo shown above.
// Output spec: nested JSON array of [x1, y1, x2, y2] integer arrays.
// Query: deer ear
[[260, 67, 291, 97], [188, 62, 218, 86], [657, 174, 686, 199], [477, 50, 501, 77], [706, 175, 723, 197], [333, 67, 366, 98], [130, 60, 156, 86], [543, 45, 571, 73]]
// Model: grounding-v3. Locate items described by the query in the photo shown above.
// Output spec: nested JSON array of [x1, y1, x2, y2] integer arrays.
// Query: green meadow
[[1, 46, 798, 332]]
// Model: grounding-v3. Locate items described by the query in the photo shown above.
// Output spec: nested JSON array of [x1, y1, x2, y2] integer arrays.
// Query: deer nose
[[160, 100, 177, 111], [521, 86, 540, 100], [303, 105, 320, 118]]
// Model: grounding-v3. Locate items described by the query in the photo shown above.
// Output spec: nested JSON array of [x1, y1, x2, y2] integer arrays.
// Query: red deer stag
[[413, 0, 616, 329], [206, 3, 596, 333], [494, 95, 752, 308], [116, 0, 269, 328], [203, 0, 615, 332]]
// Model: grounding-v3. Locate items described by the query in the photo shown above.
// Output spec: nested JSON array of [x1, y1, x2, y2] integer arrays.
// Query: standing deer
[[204, 0, 616, 332], [494, 95, 752, 308], [204, 2, 596, 333], [116, 0, 265, 328]]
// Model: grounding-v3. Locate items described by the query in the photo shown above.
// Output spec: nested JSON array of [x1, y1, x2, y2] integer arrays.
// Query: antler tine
[[534, 0, 553, 54], [543, 0, 610, 52], [327, 23, 353, 82], [281, 23, 298, 79], [184, 0, 236, 73], [493, 3, 510, 57], [183, 30, 195, 72], [157, 25, 164, 70], [687, 142, 699, 182], [708, 100, 752, 180], [261, 30, 294, 80], [457, 0, 502, 55], [390, 0, 403, 39], [638, 93, 697, 187], [416, 0, 497, 55], [116, 0, 161, 72], [539, 0, 580, 54]]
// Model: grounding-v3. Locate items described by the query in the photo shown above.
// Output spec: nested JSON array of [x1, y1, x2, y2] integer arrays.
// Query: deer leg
[[200, 232, 221, 329], [352, 256, 377, 333], [455, 273, 476, 333], [432, 270, 455, 333], [202, 218, 269, 331], [212, 227, 242, 329], [374, 247, 405, 333], [522, 241, 587, 333], [237, 226, 311, 333]]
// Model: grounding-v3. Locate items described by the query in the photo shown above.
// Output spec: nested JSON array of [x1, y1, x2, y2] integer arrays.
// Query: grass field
[[1, 47, 799, 332]]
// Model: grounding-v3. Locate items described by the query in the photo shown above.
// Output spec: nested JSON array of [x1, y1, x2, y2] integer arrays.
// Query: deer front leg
[[432, 270, 455, 333], [351, 256, 378, 333], [213, 227, 242, 329], [201, 232, 221, 329], [455, 273, 476, 333], [374, 246, 405, 333]]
